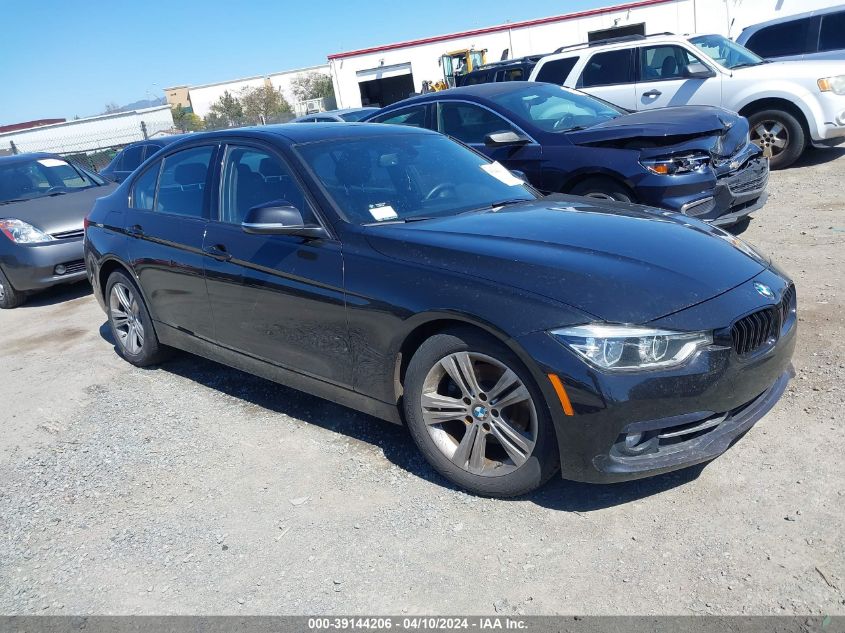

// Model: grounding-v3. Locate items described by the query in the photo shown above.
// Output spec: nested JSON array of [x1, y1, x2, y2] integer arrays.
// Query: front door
[[125, 144, 217, 339], [435, 101, 543, 189], [202, 143, 351, 387], [634, 44, 722, 110]]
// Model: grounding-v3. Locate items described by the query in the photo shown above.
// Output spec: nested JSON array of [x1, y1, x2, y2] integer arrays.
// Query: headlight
[[550, 324, 712, 371], [818, 75, 845, 95], [0, 218, 56, 244], [640, 152, 710, 175]]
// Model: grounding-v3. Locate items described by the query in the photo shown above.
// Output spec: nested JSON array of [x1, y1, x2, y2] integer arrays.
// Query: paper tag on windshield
[[37, 158, 66, 168], [481, 161, 524, 186], [369, 204, 398, 221]]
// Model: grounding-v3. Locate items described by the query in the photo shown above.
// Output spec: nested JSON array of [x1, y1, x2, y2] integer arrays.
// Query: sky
[[0, 0, 612, 124]]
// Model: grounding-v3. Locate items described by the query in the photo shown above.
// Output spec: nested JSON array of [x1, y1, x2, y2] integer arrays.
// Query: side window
[[497, 68, 524, 82], [535, 57, 578, 84], [370, 105, 427, 127], [746, 19, 811, 57], [120, 145, 145, 171], [437, 102, 517, 144], [580, 49, 635, 87], [155, 146, 214, 218], [131, 162, 160, 210], [639, 45, 707, 81], [219, 146, 313, 225], [143, 144, 162, 160], [819, 12, 845, 52]]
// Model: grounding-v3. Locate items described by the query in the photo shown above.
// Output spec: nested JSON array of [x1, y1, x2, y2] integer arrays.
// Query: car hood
[[733, 59, 845, 80], [568, 105, 740, 142], [0, 184, 117, 235], [365, 197, 766, 324]]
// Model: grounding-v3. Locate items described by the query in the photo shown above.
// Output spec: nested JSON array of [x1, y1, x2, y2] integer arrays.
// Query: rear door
[[434, 100, 543, 188], [633, 43, 722, 110], [202, 141, 350, 386], [124, 144, 217, 339], [575, 48, 637, 110]]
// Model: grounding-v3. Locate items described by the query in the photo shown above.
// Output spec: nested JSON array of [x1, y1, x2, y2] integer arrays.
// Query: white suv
[[528, 33, 845, 169]]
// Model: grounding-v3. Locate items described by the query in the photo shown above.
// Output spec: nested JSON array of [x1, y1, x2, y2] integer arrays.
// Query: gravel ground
[[0, 149, 843, 616]]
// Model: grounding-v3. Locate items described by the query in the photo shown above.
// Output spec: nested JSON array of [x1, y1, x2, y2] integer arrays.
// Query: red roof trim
[[327, 0, 675, 60]]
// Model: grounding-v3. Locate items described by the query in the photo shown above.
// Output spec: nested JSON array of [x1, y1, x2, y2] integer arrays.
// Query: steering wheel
[[423, 183, 457, 202], [553, 114, 576, 131]]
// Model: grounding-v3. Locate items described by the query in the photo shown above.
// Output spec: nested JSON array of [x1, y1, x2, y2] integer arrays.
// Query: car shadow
[[791, 146, 845, 169], [96, 324, 703, 511], [20, 281, 92, 308], [725, 217, 752, 236]]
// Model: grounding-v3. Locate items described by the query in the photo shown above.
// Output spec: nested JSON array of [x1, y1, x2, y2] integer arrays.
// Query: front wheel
[[0, 268, 25, 309], [568, 177, 633, 203], [747, 109, 805, 170], [105, 270, 168, 366], [403, 328, 559, 497]]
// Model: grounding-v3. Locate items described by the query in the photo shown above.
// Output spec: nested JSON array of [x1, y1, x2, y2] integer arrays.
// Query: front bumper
[[0, 238, 87, 292], [515, 268, 796, 484]]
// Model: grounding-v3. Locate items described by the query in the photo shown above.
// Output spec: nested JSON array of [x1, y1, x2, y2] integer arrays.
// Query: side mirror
[[683, 62, 716, 79], [241, 203, 327, 239], [484, 130, 531, 147]]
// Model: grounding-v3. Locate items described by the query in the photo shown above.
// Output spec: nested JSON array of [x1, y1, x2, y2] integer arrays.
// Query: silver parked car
[[291, 107, 379, 123], [737, 5, 845, 62]]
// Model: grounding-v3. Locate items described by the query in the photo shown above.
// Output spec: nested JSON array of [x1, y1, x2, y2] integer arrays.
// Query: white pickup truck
[[528, 33, 845, 168]]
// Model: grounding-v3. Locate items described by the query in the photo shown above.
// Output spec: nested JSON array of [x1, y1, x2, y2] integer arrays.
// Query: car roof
[[0, 152, 65, 165], [377, 81, 557, 109], [166, 122, 437, 146], [540, 33, 692, 60], [739, 4, 845, 35]]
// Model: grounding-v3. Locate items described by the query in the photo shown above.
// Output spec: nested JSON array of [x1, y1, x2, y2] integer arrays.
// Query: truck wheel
[[569, 177, 634, 203], [748, 109, 805, 170], [0, 268, 26, 309]]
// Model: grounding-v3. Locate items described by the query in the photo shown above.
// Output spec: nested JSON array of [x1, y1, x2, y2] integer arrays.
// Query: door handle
[[126, 224, 144, 238], [203, 243, 232, 262], [642, 89, 662, 98]]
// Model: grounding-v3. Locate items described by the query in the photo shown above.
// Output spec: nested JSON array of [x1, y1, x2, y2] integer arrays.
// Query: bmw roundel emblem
[[754, 282, 775, 300]]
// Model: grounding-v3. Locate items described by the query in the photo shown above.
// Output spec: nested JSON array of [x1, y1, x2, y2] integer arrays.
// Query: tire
[[568, 177, 633, 203], [403, 327, 560, 497], [747, 109, 805, 170], [0, 267, 26, 309], [105, 270, 168, 367]]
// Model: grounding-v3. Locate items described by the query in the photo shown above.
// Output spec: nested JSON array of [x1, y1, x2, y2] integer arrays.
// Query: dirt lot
[[1, 149, 843, 616]]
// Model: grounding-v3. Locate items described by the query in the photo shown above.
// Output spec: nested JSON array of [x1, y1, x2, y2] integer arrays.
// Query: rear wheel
[[568, 177, 633, 203], [747, 109, 805, 170], [0, 268, 25, 309], [105, 270, 168, 366], [403, 328, 559, 497]]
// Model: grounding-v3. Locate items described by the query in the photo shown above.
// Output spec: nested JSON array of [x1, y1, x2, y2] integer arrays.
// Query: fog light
[[624, 432, 644, 449], [54, 264, 67, 275]]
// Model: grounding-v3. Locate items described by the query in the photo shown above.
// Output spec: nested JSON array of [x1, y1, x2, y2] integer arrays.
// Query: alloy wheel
[[109, 282, 145, 355], [420, 352, 538, 476], [0, 281, 5, 301], [751, 120, 788, 159]]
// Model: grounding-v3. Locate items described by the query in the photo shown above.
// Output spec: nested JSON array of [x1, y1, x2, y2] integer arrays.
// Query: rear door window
[[745, 19, 812, 57], [369, 105, 428, 128], [579, 49, 635, 87], [819, 11, 845, 52], [535, 57, 578, 84], [155, 146, 215, 218], [436, 102, 517, 144]]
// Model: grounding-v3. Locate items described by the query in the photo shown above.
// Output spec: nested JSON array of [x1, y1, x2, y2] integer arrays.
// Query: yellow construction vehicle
[[423, 48, 488, 92]]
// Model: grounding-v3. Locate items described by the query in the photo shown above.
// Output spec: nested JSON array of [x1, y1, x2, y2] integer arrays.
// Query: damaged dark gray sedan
[[366, 82, 768, 226], [0, 153, 115, 308]]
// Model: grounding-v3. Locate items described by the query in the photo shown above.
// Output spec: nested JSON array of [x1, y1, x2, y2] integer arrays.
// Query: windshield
[[340, 109, 378, 122], [488, 84, 623, 133], [0, 157, 97, 203], [690, 34, 764, 69], [295, 133, 537, 225]]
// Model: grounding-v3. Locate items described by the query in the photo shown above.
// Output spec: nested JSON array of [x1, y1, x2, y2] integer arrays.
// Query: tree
[[240, 85, 292, 125], [103, 102, 121, 114], [171, 105, 204, 132], [290, 72, 335, 103], [204, 91, 245, 129]]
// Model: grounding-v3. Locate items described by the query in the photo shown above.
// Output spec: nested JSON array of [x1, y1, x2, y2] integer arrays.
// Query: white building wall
[[329, 0, 836, 109], [189, 76, 267, 119], [0, 106, 175, 155]]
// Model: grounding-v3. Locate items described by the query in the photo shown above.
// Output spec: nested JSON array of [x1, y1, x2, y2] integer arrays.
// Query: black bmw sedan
[[84, 123, 796, 497]]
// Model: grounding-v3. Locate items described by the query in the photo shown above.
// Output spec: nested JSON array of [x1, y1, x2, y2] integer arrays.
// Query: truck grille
[[731, 284, 796, 356]]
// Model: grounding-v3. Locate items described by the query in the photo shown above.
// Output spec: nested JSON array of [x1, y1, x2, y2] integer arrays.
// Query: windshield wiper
[[48, 191, 69, 196], [732, 62, 764, 69], [0, 198, 30, 206], [363, 215, 439, 226]]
